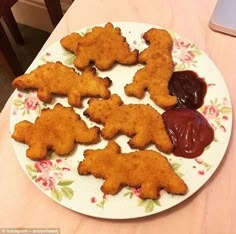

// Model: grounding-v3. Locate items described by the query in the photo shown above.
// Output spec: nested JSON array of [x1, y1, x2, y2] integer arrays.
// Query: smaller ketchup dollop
[[169, 70, 207, 109], [162, 108, 214, 158]]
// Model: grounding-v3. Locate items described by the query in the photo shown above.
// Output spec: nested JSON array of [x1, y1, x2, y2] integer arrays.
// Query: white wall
[[12, 0, 73, 32]]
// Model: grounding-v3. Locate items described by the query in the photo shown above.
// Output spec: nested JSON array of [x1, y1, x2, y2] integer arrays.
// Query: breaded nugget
[[12, 62, 111, 107], [125, 28, 177, 109], [78, 141, 187, 199], [11, 103, 100, 160], [60, 22, 138, 70], [84, 94, 173, 153], [60, 32, 81, 53]]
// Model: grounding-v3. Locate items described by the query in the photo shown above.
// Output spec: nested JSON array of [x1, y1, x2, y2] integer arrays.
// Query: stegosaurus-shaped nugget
[[78, 141, 187, 199], [125, 28, 177, 109], [84, 94, 173, 153], [12, 61, 112, 107], [60, 22, 138, 70], [11, 104, 100, 160]]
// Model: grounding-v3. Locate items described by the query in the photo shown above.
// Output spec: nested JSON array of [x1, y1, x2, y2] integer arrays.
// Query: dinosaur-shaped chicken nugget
[[84, 94, 173, 153], [78, 141, 187, 199], [12, 62, 111, 107], [12, 103, 100, 160], [60, 22, 138, 70], [125, 28, 177, 109]]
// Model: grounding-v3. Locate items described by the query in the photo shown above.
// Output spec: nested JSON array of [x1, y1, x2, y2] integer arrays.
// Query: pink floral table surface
[[1, 0, 236, 233]]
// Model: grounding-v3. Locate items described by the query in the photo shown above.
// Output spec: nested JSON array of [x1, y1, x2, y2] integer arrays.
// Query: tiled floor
[[0, 24, 50, 111]]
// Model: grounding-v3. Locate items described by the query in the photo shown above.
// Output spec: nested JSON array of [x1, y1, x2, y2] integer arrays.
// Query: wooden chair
[[0, 0, 63, 78], [44, 0, 63, 28]]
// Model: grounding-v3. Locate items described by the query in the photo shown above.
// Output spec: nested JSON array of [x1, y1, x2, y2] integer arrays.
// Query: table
[[1, 0, 235, 233]]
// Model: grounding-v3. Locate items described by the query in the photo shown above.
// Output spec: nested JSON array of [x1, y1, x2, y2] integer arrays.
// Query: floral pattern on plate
[[10, 22, 232, 219], [26, 153, 74, 202], [172, 38, 202, 70], [12, 91, 47, 116], [200, 97, 232, 133]]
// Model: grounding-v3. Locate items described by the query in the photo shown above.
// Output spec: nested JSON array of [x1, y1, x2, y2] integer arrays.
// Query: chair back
[[0, 0, 18, 17]]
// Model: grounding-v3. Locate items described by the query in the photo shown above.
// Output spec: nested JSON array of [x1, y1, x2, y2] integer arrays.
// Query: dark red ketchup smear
[[169, 70, 207, 109], [162, 108, 214, 158]]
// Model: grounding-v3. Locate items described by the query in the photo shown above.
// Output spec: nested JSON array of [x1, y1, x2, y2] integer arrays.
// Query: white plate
[[10, 22, 232, 219]]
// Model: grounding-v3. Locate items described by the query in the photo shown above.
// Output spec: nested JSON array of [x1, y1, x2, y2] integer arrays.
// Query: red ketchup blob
[[169, 70, 207, 109], [162, 108, 214, 158]]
